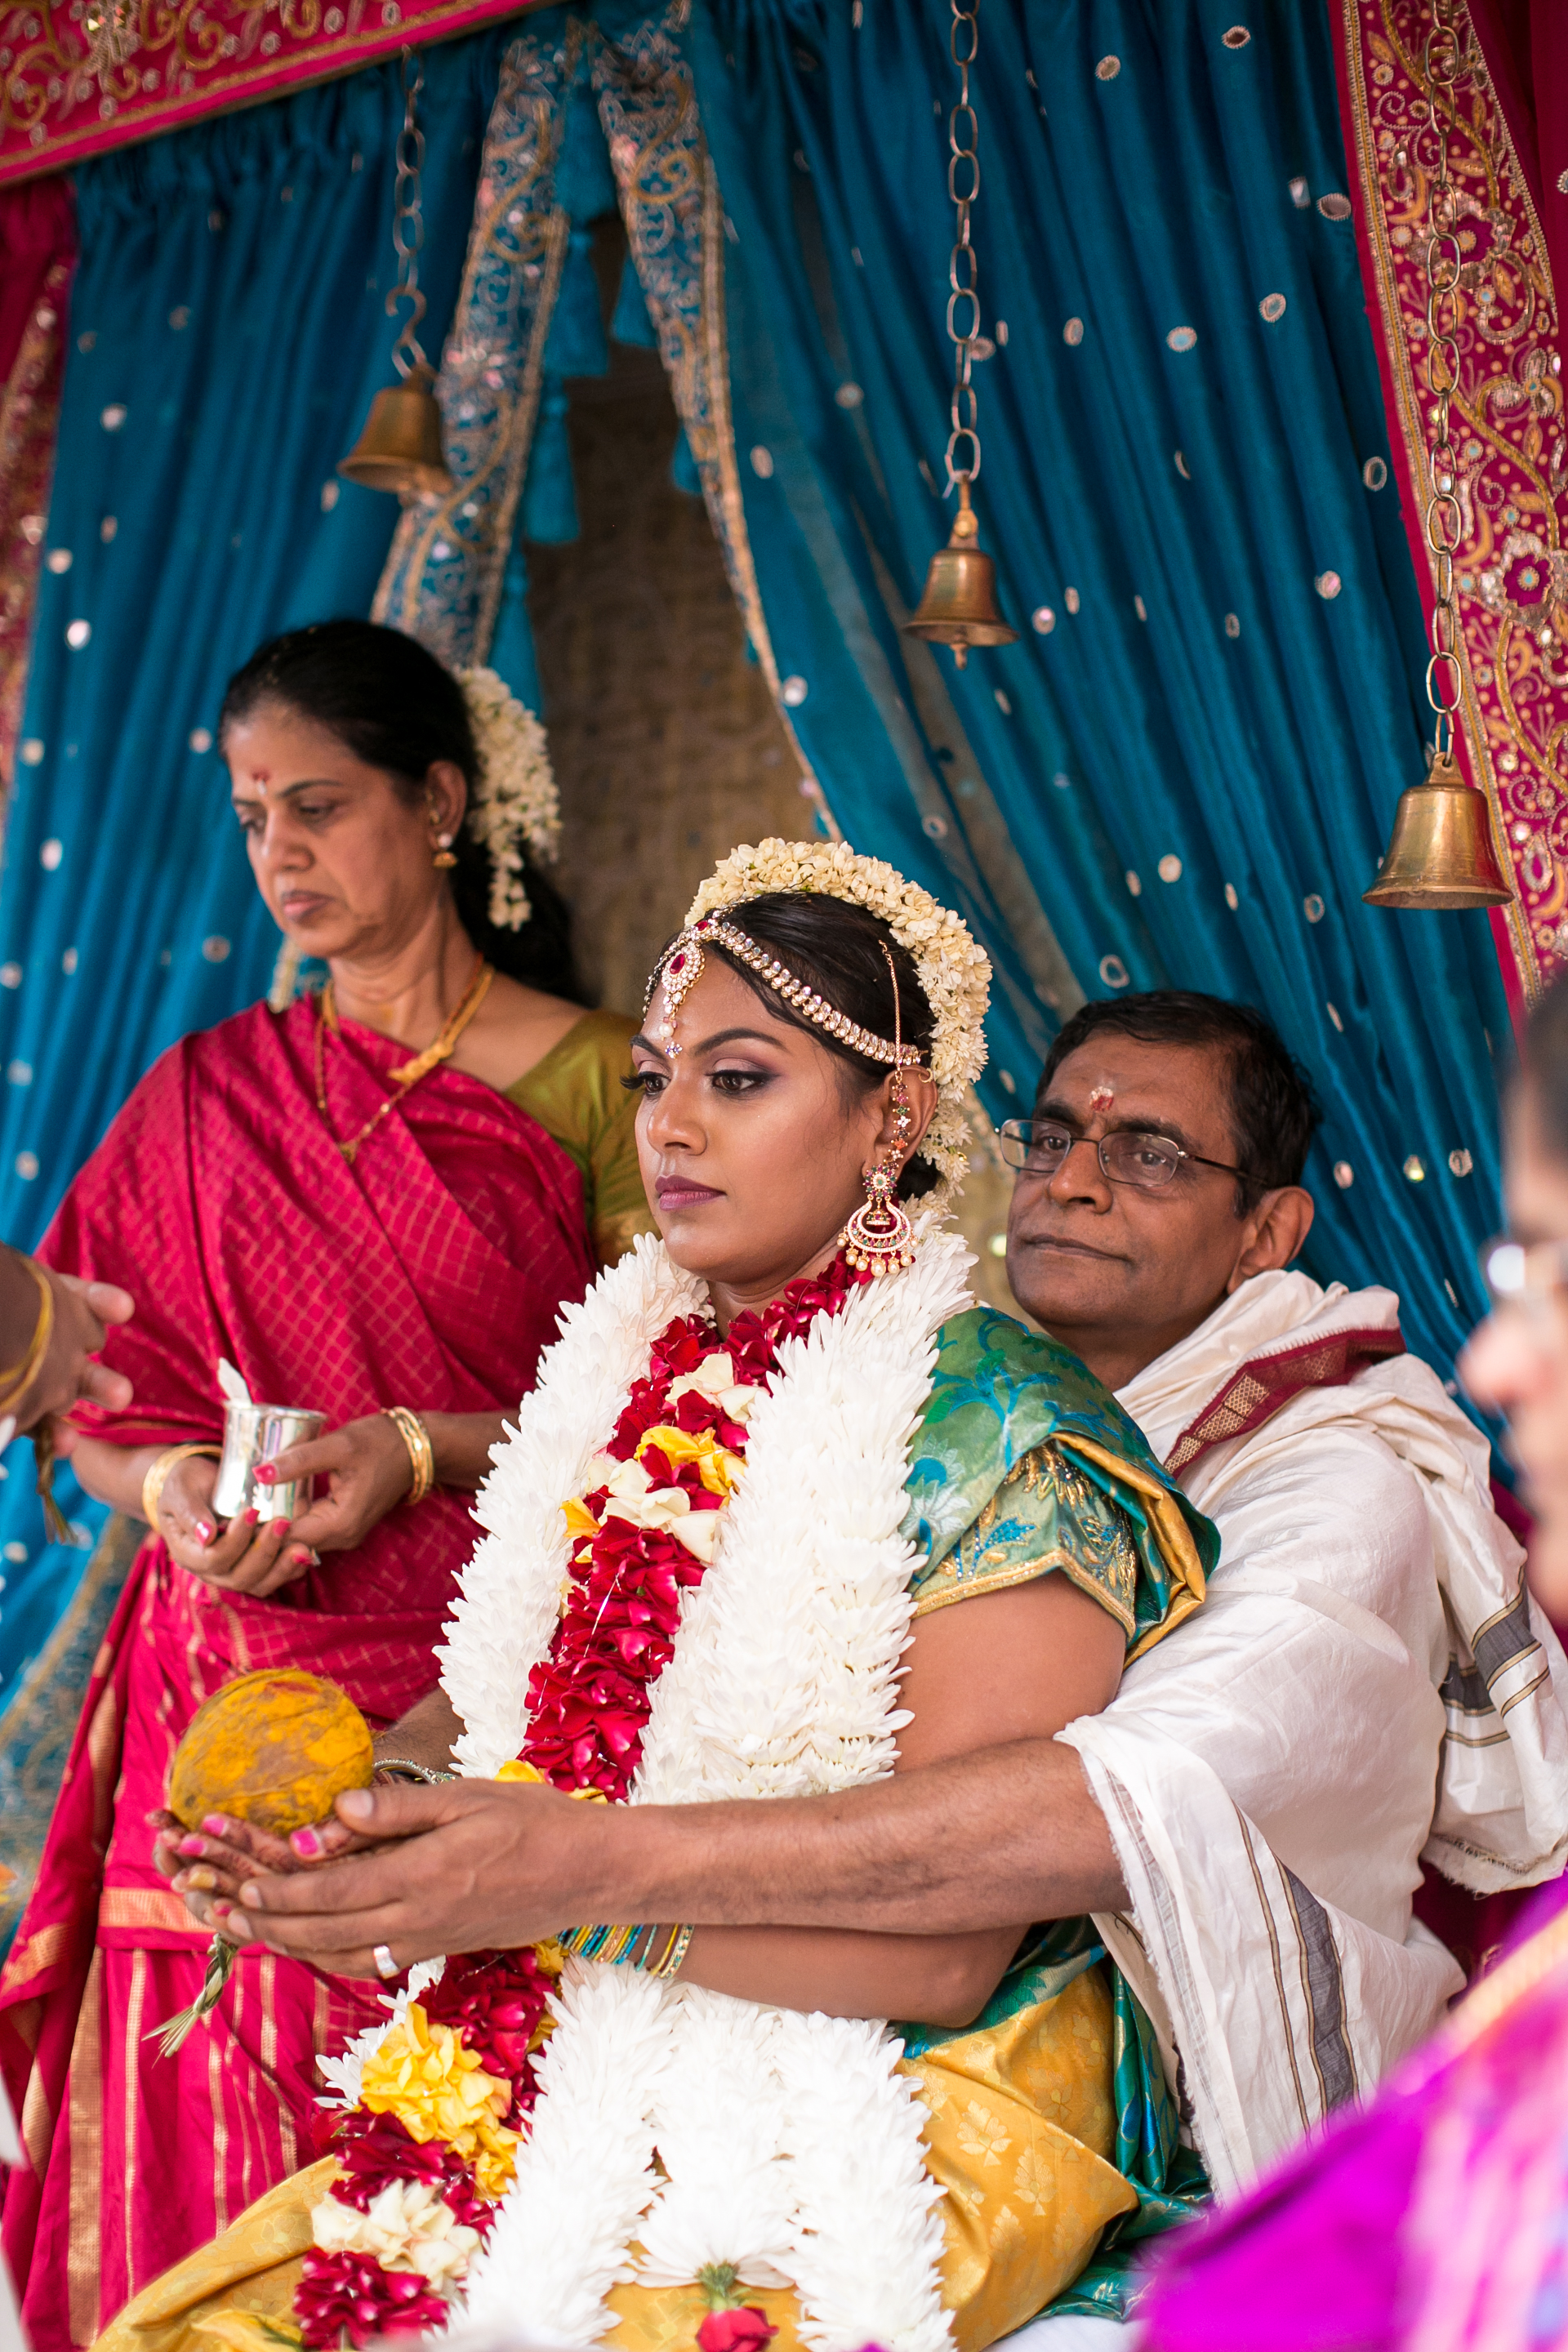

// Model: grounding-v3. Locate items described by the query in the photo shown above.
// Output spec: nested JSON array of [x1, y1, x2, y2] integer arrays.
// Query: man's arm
[[567, 1736, 1129, 1935], [178, 1732, 1129, 1964]]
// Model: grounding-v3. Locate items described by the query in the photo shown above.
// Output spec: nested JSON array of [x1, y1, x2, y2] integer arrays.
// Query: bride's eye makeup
[[708, 1066, 773, 1096]]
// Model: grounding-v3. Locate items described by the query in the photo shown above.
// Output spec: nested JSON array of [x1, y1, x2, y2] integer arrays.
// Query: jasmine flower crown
[[679, 837, 991, 1196]]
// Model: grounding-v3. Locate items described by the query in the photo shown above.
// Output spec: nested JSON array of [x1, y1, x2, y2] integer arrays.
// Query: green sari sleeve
[[506, 1009, 657, 1268], [902, 1306, 1218, 1660]]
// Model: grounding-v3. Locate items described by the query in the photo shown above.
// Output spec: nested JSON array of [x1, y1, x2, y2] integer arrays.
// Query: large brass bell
[[903, 479, 1018, 669], [1362, 734, 1513, 909], [338, 364, 453, 501]]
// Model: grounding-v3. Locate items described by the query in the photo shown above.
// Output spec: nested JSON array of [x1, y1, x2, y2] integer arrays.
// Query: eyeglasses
[[1479, 1236, 1568, 1311], [998, 1117, 1251, 1193]]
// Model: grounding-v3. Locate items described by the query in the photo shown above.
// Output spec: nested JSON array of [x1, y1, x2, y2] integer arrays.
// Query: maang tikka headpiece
[[644, 921, 924, 1278], [644, 916, 926, 1074]]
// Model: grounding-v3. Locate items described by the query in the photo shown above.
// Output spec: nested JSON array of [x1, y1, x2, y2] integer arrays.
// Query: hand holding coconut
[[149, 1668, 375, 2052]]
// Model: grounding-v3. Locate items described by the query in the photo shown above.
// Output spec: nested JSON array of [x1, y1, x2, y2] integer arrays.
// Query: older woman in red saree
[[0, 621, 648, 2350]]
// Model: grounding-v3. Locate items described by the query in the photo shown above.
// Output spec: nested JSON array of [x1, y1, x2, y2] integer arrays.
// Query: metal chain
[[944, 0, 983, 492], [389, 47, 430, 378], [1420, 0, 1469, 751]]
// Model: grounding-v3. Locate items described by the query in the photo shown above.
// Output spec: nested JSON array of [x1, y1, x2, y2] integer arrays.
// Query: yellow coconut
[[167, 1668, 374, 1835]]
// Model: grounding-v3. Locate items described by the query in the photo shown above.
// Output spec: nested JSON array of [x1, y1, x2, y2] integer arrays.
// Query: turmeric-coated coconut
[[167, 1668, 374, 1835]]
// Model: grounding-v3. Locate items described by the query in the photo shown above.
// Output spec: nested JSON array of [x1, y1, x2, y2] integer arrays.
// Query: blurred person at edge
[[1140, 969, 1568, 2352], [0, 1246, 133, 1441]]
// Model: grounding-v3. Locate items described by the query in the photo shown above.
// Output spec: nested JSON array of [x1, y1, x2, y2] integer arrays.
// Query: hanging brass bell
[[1362, 734, 1513, 909], [903, 479, 1018, 669], [338, 364, 454, 500]]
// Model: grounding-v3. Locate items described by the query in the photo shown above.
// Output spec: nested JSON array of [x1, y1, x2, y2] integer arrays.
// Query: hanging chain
[[944, 0, 983, 492], [1421, 1, 1470, 755], [388, 47, 430, 378]]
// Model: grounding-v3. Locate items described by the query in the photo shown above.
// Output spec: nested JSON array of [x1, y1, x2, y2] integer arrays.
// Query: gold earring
[[432, 834, 458, 871], [840, 951, 919, 1278]]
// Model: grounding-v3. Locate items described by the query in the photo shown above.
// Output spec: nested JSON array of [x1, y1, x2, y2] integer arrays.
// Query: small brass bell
[[903, 479, 1018, 669], [1363, 735, 1513, 910], [338, 364, 453, 501]]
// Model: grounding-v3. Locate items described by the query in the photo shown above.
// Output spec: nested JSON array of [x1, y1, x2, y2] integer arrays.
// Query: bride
[[109, 841, 1214, 2352]]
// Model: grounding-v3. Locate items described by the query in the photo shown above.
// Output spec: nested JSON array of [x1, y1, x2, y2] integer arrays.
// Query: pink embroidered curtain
[[1334, 0, 1568, 1012], [0, 177, 73, 800]]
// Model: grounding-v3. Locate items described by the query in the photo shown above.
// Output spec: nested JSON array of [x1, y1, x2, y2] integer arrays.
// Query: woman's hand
[[216, 1780, 590, 1977], [156, 1450, 309, 1596], [260, 1412, 414, 1555], [149, 1805, 381, 1935]]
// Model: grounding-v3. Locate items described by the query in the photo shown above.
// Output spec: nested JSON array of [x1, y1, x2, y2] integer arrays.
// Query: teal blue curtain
[[686, 0, 1512, 1396], [0, 31, 516, 1710]]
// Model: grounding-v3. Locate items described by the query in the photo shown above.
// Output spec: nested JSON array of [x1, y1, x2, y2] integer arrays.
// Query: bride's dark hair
[[691, 890, 941, 1201], [220, 618, 583, 1000]]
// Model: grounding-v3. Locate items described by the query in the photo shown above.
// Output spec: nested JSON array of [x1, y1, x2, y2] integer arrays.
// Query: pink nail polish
[[243, 1508, 260, 1526], [275, 1519, 292, 1537], [292, 1827, 322, 1858], [254, 1463, 276, 1486], [194, 1520, 215, 1544], [178, 1835, 205, 1857], [291, 1547, 311, 1568], [202, 1815, 229, 1836]]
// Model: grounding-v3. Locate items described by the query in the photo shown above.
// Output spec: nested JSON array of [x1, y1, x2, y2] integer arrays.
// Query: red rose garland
[[296, 1257, 867, 2345], [519, 1252, 868, 1799]]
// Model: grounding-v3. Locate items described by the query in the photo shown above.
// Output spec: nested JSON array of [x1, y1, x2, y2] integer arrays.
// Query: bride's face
[[631, 955, 936, 1302]]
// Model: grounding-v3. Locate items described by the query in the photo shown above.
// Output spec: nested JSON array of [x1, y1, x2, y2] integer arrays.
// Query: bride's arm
[[666, 1572, 1122, 2025]]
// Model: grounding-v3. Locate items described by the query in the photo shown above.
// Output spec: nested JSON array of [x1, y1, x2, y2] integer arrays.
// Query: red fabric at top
[[1467, 2, 1568, 383], [0, 176, 73, 389]]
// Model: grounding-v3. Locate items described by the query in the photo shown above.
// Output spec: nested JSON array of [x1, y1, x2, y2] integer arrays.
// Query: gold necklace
[[314, 956, 496, 1165]]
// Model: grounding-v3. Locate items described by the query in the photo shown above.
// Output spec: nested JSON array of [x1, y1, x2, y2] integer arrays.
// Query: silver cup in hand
[[212, 1402, 325, 1526]]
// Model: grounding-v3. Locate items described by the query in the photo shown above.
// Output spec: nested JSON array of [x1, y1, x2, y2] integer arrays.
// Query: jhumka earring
[[432, 834, 458, 871], [841, 947, 920, 1279]]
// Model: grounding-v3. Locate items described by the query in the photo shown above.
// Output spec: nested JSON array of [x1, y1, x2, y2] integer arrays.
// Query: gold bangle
[[141, 1442, 221, 1537], [647, 1923, 694, 1980], [382, 1407, 435, 1506], [0, 1261, 55, 1417]]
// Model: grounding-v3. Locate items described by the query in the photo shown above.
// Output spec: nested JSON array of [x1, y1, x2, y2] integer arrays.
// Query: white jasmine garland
[[435, 1225, 976, 2348], [685, 840, 992, 1198], [456, 665, 560, 933]]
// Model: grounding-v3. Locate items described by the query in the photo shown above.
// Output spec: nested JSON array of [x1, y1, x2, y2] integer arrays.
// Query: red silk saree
[[0, 993, 595, 2349]]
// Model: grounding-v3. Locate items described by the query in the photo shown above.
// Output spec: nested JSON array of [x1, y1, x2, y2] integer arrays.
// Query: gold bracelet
[[382, 1407, 435, 1506], [141, 1442, 222, 1536], [0, 1261, 55, 1416], [647, 1923, 694, 1980]]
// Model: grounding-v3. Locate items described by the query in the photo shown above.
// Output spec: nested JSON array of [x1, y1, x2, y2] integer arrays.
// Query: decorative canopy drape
[[0, 29, 515, 1715], [682, 0, 1513, 1398]]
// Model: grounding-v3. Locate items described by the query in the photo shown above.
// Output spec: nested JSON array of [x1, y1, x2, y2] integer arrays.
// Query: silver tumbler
[[212, 1402, 325, 1525]]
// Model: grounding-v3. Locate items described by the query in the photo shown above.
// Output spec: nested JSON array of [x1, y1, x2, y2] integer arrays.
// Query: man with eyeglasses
[[985, 989, 1568, 2247]]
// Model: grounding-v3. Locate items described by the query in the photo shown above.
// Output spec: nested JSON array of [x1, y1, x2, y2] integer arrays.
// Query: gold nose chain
[[314, 956, 495, 1164]]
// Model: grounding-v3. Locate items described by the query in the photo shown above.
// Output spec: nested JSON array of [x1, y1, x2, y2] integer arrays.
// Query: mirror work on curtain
[[684, 0, 1513, 1396], [0, 33, 520, 1738]]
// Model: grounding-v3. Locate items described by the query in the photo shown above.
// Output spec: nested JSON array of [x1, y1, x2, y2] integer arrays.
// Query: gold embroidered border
[[595, 7, 839, 835], [911, 1543, 1131, 1630], [372, 24, 577, 660], [1340, 0, 1566, 1000]]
